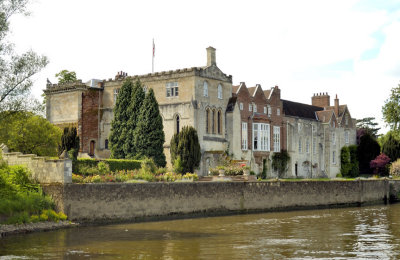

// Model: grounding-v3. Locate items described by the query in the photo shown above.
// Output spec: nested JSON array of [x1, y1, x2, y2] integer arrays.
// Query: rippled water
[[1, 204, 400, 259]]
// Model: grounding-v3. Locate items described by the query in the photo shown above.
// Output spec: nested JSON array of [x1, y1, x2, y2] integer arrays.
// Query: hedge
[[74, 158, 142, 174]]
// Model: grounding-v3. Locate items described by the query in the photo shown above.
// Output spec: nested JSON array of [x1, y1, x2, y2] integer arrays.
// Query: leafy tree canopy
[[382, 84, 400, 132], [55, 70, 77, 84], [380, 130, 400, 162], [356, 117, 380, 138], [0, 111, 62, 156], [0, 0, 48, 113]]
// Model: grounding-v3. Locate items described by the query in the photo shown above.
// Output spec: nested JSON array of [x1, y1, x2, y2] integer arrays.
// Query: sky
[[7, 0, 400, 134]]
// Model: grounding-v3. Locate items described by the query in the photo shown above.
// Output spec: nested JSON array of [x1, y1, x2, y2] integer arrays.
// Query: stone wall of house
[[1, 145, 72, 184], [43, 180, 390, 222]]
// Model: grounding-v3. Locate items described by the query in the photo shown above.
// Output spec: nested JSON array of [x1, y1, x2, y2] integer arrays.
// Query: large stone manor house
[[44, 47, 356, 178]]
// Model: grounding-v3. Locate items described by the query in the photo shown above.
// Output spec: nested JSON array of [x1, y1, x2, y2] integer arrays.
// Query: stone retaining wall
[[43, 180, 393, 222], [1, 145, 72, 184]]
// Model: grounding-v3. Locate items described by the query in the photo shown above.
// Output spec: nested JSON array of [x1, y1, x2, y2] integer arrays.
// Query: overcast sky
[[8, 0, 400, 133]]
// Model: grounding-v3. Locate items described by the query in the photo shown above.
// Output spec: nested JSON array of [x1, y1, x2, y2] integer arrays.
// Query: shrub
[[271, 150, 290, 178], [74, 158, 141, 174], [173, 157, 184, 174], [182, 173, 198, 181], [97, 161, 110, 175], [390, 159, 400, 177], [370, 153, 391, 176]]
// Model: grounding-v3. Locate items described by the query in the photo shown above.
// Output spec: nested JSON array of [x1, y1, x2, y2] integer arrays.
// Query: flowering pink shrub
[[370, 153, 391, 176]]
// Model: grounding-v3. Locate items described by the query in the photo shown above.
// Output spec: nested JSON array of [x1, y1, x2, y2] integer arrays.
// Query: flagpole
[[152, 38, 154, 73]]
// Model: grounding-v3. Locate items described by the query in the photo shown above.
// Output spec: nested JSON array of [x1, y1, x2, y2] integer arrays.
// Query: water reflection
[[1, 204, 400, 259]]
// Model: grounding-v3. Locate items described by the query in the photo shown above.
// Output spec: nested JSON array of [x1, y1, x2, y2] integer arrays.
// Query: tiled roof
[[263, 90, 271, 99], [232, 85, 240, 94], [282, 100, 323, 120], [248, 87, 257, 96], [316, 110, 334, 123], [325, 105, 347, 117]]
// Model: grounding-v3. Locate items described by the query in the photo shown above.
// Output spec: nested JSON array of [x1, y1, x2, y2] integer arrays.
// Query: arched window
[[212, 109, 216, 133], [175, 114, 180, 134], [217, 110, 222, 134], [217, 84, 222, 99], [203, 81, 208, 97], [105, 139, 109, 149]]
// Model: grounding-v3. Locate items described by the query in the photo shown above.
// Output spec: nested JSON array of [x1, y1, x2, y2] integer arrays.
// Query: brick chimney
[[312, 92, 330, 108], [206, 46, 216, 66], [334, 94, 339, 117]]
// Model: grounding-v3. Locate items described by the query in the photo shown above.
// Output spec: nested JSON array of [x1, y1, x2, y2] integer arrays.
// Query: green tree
[[58, 127, 80, 158], [357, 133, 380, 174], [134, 88, 166, 167], [356, 117, 380, 138], [124, 79, 145, 158], [340, 146, 351, 177], [341, 145, 359, 177], [380, 131, 400, 162], [0, 111, 62, 156], [382, 84, 400, 131], [55, 70, 77, 84], [109, 78, 133, 158], [170, 126, 201, 173], [0, 1, 48, 113], [348, 145, 359, 177]]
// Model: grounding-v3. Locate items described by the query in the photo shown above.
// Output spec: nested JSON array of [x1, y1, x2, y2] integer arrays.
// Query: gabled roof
[[315, 110, 334, 123], [282, 100, 323, 120], [247, 86, 257, 96], [263, 90, 271, 99], [232, 85, 240, 94]]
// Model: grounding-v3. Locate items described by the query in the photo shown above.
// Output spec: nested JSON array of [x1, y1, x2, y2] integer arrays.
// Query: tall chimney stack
[[334, 94, 339, 117], [206, 46, 216, 66]]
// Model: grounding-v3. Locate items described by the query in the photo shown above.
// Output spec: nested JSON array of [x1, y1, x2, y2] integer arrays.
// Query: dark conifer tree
[[170, 126, 201, 173], [109, 78, 133, 158], [134, 88, 166, 167], [124, 79, 145, 158], [357, 133, 380, 174]]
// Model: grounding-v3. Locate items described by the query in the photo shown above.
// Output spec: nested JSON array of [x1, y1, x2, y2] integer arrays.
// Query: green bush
[[74, 158, 141, 174], [0, 162, 67, 224]]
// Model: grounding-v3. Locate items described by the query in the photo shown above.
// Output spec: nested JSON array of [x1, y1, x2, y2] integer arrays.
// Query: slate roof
[[282, 99, 323, 120]]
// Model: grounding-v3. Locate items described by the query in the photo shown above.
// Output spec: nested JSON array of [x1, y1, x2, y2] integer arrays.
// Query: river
[[1, 203, 400, 259]]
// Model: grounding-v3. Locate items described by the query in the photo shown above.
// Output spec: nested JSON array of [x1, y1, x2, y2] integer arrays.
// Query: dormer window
[[203, 81, 208, 97], [217, 84, 222, 99]]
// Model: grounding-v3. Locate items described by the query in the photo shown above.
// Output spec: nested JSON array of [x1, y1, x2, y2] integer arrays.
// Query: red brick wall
[[79, 89, 100, 154], [235, 85, 286, 157]]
